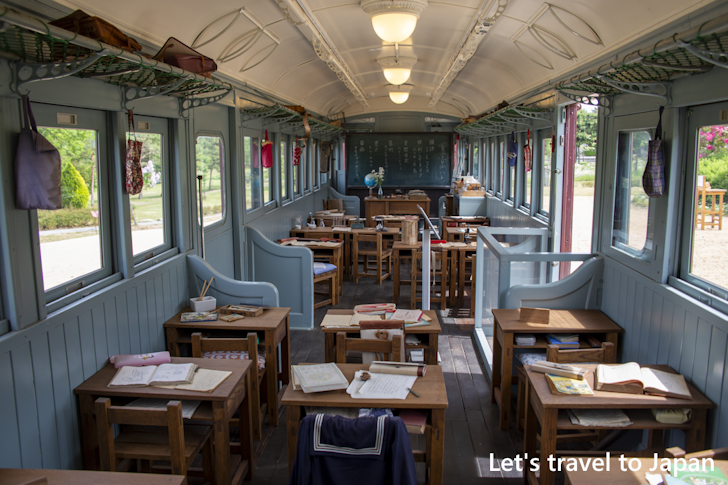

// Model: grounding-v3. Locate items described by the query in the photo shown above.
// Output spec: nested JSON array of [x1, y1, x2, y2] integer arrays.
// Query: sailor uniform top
[[289, 414, 417, 485]]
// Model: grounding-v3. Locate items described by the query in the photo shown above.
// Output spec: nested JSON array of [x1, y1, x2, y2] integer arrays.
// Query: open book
[[595, 363, 692, 400], [320, 313, 382, 328], [108, 363, 197, 388]]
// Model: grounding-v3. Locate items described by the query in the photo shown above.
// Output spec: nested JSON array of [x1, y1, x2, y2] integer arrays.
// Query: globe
[[364, 172, 378, 188]]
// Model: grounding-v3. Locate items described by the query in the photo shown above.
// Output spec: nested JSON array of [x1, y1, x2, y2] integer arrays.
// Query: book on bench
[[595, 363, 692, 400], [108, 363, 197, 388]]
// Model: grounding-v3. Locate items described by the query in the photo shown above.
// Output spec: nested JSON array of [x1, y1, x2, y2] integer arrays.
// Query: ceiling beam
[[428, 0, 508, 107], [276, 0, 370, 107]]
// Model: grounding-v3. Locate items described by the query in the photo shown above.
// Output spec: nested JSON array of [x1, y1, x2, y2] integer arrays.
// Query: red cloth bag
[[261, 130, 273, 169]]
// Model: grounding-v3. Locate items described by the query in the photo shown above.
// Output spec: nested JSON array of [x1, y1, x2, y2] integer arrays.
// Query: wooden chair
[[191, 332, 265, 441], [353, 232, 392, 284], [411, 249, 448, 309], [516, 342, 616, 437], [95, 397, 213, 483], [335, 332, 403, 363], [313, 264, 338, 308]]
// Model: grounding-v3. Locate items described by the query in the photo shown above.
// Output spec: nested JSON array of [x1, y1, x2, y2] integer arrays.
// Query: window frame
[[130, 115, 173, 264], [195, 131, 227, 230], [521, 130, 533, 212], [675, 100, 728, 301], [486, 140, 494, 194], [495, 138, 504, 198], [243, 133, 263, 213], [537, 129, 552, 219], [32, 103, 114, 304], [313, 138, 320, 191], [280, 133, 291, 203], [599, 111, 657, 277]]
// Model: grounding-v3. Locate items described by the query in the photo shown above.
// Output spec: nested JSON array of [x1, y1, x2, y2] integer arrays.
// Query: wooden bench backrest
[[95, 397, 185, 475], [336, 332, 402, 363]]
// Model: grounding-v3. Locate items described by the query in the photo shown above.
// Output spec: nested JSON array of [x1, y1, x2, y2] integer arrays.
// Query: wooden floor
[[247, 273, 526, 485]]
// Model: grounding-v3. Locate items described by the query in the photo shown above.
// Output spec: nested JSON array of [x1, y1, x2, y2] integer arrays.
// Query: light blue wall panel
[[484, 196, 546, 229], [0, 254, 189, 469], [205, 231, 235, 279], [603, 257, 728, 447], [246, 187, 329, 243]]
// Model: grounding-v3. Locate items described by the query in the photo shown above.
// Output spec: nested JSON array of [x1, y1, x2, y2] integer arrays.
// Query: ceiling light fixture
[[378, 54, 417, 85], [387, 83, 414, 104], [361, 0, 428, 43]]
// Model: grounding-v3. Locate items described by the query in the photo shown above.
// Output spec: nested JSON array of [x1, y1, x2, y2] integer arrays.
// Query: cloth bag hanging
[[125, 110, 144, 195], [293, 135, 302, 166], [507, 132, 518, 166], [14, 95, 63, 210], [261, 130, 273, 169], [642, 106, 666, 198], [524, 129, 532, 172]]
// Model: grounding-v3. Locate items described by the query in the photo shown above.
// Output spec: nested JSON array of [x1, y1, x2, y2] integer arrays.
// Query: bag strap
[[655, 106, 664, 140], [22, 95, 38, 133], [127, 110, 137, 143]]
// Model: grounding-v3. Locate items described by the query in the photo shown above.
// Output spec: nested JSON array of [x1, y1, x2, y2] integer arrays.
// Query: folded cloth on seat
[[313, 262, 337, 275]]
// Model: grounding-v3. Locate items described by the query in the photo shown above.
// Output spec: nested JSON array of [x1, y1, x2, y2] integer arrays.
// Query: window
[[312, 139, 320, 190], [541, 136, 552, 216], [35, 104, 112, 301], [128, 116, 171, 261], [487, 141, 495, 192], [293, 140, 300, 196], [498, 139, 504, 196], [507, 148, 515, 203], [611, 130, 652, 256], [677, 101, 728, 296], [473, 143, 480, 181], [263, 147, 272, 204], [280, 135, 289, 201], [523, 135, 532, 207], [304, 141, 311, 193], [195, 134, 225, 226], [244, 135, 262, 211]]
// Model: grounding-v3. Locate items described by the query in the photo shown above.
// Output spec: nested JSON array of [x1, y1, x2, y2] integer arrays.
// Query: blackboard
[[346, 133, 452, 187]]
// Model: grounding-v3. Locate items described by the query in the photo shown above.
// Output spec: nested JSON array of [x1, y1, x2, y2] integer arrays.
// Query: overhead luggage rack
[[241, 104, 344, 140], [556, 14, 728, 112], [0, 7, 233, 113], [454, 105, 552, 137]]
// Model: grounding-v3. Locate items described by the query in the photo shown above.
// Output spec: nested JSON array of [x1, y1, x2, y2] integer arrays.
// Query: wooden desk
[[0, 469, 186, 485], [283, 363, 448, 485], [164, 307, 291, 427], [525, 364, 712, 485], [445, 226, 478, 243], [392, 241, 421, 305], [364, 196, 430, 227], [492, 309, 623, 430], [74, 358, 253, 485], [322, 309, 441, 365], [564, 457, 728, 485]]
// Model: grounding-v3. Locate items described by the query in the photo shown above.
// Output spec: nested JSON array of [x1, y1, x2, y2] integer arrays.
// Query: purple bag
[[642, 106, 665, 198], [15, 95, 63, 210]]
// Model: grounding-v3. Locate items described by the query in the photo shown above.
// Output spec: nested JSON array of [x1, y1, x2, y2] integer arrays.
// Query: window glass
[[195, 135, 225, 226], [304, 142, 310, 193], [688, 123, 728, 289], [37, 127, 102, 290], [129, 133, 166, 256], [263, 151, 272, 204], [489, 141, 495, 191], [524, 138, 532, 206], [280, 137, 288, 200], [508, 162, 515, 201], [542, 137, 552, 215], [573, 105, 598, 257], [473, 144, 479, 180], [498, 140, 504, 195], [245, 136, 261, 211], [312, 139, 319, 189], [612, 131, 651, 254]]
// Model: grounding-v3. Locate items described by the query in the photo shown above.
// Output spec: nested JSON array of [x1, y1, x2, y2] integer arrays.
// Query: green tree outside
[[60, 162, 90, 209]]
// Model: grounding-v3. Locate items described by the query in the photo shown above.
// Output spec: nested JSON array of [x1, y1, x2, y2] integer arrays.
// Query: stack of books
[[547, 334, 580, 348], [531, 361, 588, 380], [291, 363, 349, 393], [515, 334, 536, 346]]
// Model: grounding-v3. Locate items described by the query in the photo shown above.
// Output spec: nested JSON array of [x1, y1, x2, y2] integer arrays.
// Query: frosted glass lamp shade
[[383, 67, 412, 85], [389, 91, 410, 104], [371, 13, 418, 43]]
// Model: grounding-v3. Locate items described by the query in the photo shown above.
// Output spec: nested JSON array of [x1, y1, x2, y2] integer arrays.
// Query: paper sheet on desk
[[347, 371, 417, 400]]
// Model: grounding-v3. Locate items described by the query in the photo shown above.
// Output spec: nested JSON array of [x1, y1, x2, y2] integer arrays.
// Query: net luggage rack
[[0, 7, 233, 113]]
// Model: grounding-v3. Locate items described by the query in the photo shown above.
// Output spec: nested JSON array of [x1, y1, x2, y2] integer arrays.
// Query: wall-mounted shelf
[[0, 8, 232, 112], [454, 105, 552, 137], [241, 104, 343, 140], [555, 14, 728, 112]]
